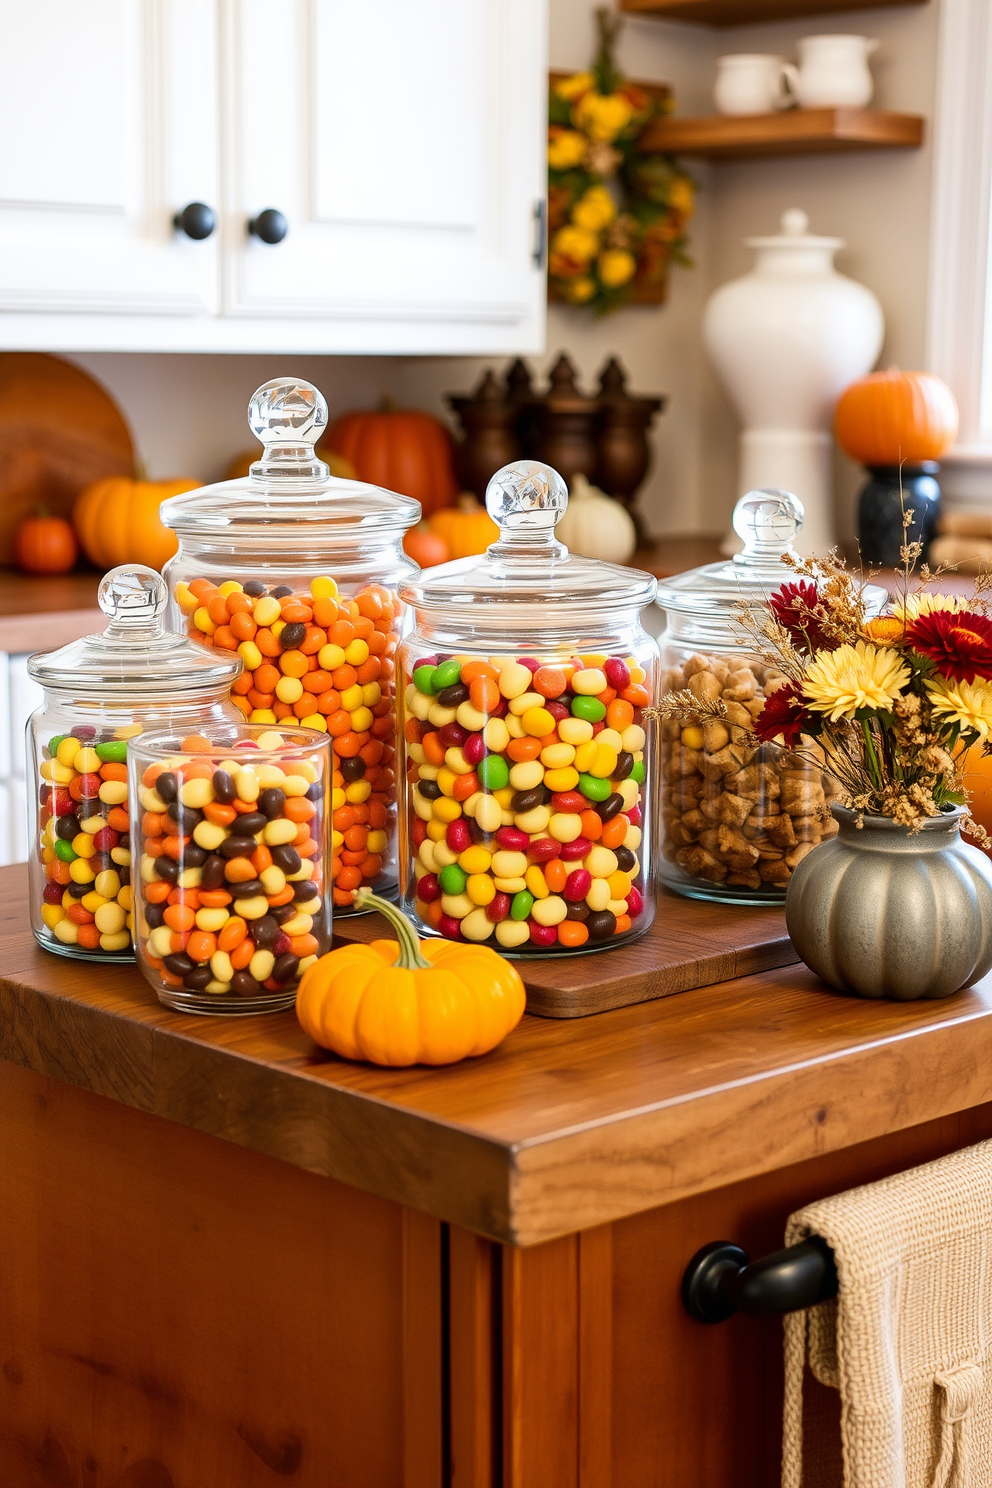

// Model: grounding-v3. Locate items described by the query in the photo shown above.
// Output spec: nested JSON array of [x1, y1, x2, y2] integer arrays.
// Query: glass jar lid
[[27, 566, 243, 699], [656, 488, 887, 618], [159, 377, 421, 541], [400, 460, 657, 625]]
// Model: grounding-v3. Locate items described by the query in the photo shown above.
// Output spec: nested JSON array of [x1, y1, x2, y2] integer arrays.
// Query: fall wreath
[[548, 9, 695, 313]]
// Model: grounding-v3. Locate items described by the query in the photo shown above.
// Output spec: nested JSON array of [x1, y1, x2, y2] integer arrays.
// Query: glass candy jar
[[129, 725, 332, 1015], [160, 377, 420, 913], [655, 489, 886, 904], [26, 567, 243, 961], [398, 460, 659, 956]]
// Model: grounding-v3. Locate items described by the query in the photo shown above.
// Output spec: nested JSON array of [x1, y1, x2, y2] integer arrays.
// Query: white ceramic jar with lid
[[398, 460, 658, 956]]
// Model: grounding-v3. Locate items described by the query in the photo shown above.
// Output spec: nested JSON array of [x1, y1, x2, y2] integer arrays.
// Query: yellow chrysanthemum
[[667, 177, 695, 217], [563, 277, 596, 304], [551, 224, 599, 267], [926, 676, 992, 741], [572, 185, 616, 231], [864, 616, 906, 645], [803, 641, 911, 721], [547, 128, 587, 171], [891, 593, 966, 620], [555, 71, 594, 101], [574, 91, 635, 143], [598, 248, 637, 288]]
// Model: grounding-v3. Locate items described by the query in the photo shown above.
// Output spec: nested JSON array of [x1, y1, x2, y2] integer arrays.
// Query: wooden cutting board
[[0, 353, 134, 564], [333, 888, 797, 1018]]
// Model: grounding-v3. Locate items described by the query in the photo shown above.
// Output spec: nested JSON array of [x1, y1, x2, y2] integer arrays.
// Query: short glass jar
[[26, 567, 243, 962], [160, 377, 420, 913], [129, 724, 332, 1014], [655, 490, 886, 904], [398, 461, 658, 955]]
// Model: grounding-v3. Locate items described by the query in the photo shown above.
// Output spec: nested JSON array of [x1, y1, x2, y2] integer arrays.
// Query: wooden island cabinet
[[4, 861, 992, 1487]]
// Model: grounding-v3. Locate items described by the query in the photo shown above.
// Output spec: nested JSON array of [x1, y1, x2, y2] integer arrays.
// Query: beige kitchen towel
[[782, 1139, 992, 1488]]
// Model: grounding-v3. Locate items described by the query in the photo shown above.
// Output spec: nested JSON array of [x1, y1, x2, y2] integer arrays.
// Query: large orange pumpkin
[[324, 406, 458, 516], [73, 476, 200, 572], [834, 369, 959, 465]]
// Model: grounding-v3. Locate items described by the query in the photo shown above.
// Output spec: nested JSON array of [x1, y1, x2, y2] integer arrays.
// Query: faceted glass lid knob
[[485, 459, 568, 531], [97, 565, 168, 637], [247, 378, 330, 480], [733, 488, 805, 564]]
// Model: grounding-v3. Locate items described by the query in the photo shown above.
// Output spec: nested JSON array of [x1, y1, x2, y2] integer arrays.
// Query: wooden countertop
[[0, 568, 101, 653], [4, 864, 992, 1246]]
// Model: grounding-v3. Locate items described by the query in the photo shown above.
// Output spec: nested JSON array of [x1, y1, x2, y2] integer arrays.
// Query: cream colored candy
[[180, 777, 214, 809]]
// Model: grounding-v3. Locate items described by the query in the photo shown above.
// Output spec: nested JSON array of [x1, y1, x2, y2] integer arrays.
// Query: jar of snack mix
[[398, 460, 658, 955], [655, 490, 886, 904], [26, 567, 243, 961], [129, 724, 332, 1014], [160, 377, 420, 914]]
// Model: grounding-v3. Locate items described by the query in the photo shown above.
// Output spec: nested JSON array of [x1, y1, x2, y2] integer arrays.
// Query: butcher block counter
[[4, 861, 992, 1488]]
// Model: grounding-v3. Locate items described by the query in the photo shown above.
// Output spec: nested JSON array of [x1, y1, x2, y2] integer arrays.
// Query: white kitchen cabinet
[[0, 0, 547, 355]]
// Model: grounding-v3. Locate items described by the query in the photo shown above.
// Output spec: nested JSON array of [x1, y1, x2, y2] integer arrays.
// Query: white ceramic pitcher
[[795, 34, 878, 109], [714, 53, 797, 115]]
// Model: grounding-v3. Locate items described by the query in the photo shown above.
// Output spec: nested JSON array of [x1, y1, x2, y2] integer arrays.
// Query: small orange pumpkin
[[12, 511, 78, 575], [428, 495, 499, 560], [325, 404, 459, 516], [834, 369, 959, 465], [403, 524, 450, 568], [73, 476, 200, 572]]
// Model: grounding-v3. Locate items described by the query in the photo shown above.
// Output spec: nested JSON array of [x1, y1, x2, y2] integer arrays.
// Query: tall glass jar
[[655, 490, 886, 904], [26, 567, 243, 961], [160, 377, 420, 913], [398, 461, 658, 956]]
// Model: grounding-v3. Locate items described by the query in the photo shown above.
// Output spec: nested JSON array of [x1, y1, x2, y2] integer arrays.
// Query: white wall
[[68, 0, 940, 547]]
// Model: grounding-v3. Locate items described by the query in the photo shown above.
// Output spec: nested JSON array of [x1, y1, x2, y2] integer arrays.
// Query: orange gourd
[[428, 495, 499, 560], [295, 891, 525, 1066], [13, 511, 78, 574], [834, 369, 959, 465], [403, 524, 450, 568], [73, 476, 199, 572], [325, 405, 459, 516]]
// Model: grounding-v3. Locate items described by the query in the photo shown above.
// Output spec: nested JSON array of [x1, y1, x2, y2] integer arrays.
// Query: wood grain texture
[[333, 893, 796, 1018], [638, 107, 924, 158], [8, 866, 992, 1244], [621, 0, 926, 24], [0, 1059, 442, 1488], [449, 1228, 497, 1488], [502, 1238, 579, 1488], [578, 1226, 613, 1488]]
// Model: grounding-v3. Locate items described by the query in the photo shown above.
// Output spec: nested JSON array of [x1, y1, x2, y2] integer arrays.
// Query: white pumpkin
[[556, 473, 637, 564]]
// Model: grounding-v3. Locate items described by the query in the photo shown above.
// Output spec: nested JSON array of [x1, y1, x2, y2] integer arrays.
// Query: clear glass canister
[[398, 460, 659, 955], [128, 724, 332, 1015], [160, 377, 420, 914], [26, 567, 243, 961], [655, 490, 886, 904]]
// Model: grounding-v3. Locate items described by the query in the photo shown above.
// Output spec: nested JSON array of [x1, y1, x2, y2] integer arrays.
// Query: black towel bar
[[681, 1236, 838, 1323]]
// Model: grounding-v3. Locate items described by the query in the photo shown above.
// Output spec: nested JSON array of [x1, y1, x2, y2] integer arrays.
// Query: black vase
[[857, 463, 941, 567]]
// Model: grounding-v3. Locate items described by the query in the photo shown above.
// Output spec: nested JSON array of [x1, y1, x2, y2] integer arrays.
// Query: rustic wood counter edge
[[3, 862, 992, 1246]]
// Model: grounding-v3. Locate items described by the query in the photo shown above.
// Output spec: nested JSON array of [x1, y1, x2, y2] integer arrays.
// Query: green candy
[[571, 694, 606, 723], [476, 754, 509, 791], [413, 664, 437, 695], [578, 773, 612, 802], [47, 735, 68, 756], [433, 659, 463, 691], [95, 740, 128, 763], [631, 759, 646, 784], [510, 890, 534, 921], [439, 863, 468, 896], [53, 839, 77, 863]]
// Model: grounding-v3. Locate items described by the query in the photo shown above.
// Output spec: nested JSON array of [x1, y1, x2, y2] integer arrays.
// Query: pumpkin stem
[[352, 888, 432, 969]]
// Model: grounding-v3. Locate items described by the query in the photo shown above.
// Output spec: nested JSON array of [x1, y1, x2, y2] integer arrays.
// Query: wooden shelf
[[622, 0, 927, 26], [638, 106, 924, 158]]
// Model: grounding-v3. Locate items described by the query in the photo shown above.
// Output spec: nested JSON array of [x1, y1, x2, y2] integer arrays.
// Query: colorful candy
[[36, 723, 143, 956], [174, 574, 399, 908], [403, 653, 650, 950], [133, 731, 329, 1003]]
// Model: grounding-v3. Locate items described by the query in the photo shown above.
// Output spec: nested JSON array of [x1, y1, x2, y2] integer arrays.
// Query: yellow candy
[[586, 878, 611, 911], [263, 818, 297, 846], [460, 907, 495, 941], [101, 930, 131, 953], [497, 662, 532, 699], [515, 805, 550, 835], [424, 820, 446, 843], [210, 950, 235, 984], [238, 640, 263, 671], [56, 736, 80, 768], [433, 797, 463, 823], [94, 902, 127, 935], [524, 864, 549, 899], [98, 780, 129, 806], [622, 724, 646, 753], [432, 842, 459, 868], [279, 913, 313, 938], [459, 845, 492, 875], [367, 829, 387, 854], [349, 706, 373, 733], [310, 575, 338, 599], [508, 760, 543, 792], [340, 684, 363, 711], [276, 676, 304, 703], [441, 892, 474, 919], [175, 582, 198, 614], [521, 706, 555, 737], [300, 714, 328, 732], [445, 747, 474, 776], [195, 907, 231, 932], [558, 717, 593, 745], [94, 869, 121, 899], [250, 948, 276, 981], [483, 717, 510, 753], [252, 596, 282, 627], [508, 691, 544, 717], [549, 813, 582, 843], [282, 771, 312, 795], [69, 858, 96, 885], [363, 683, 383, 707], [608, 870, 632, 900], [532, 895, 567, 927], [540, 742, 574, 769], [572, 668, 607, 695], [574, 740, 596, 773], [81, 891, 108, 913], [492, 850, 527, 878], [180, 777, 215, 809], [344, 638, 369, 666], [234, 895, 269, 919], [41, 904, 65, 929], [53, 919, 80, 945], [466, 874, 496, 907], [474, 795, 503, 833], [193, 606, 216, 635], [344, 779, 371, 803], [234, 768, 260, 802], [71, 833, 97, 858], [40, 759, 75, 784], [318, 642, 347, 671], [496, 919, 530, 949], [248, 709, 278, 724], [590, 743, 618, 778], [114, 722, 144, 740], [586, 846, 619, 878], [544, 767, 579, 793]]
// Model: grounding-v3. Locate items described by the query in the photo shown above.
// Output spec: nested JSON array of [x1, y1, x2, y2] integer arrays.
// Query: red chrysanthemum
[[768, 581, 835, 653], [754, 682, 818, 746], [906, 609, 992, 683]]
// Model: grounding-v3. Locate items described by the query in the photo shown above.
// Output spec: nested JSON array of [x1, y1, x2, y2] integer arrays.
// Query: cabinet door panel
[[0, 0, 219, 318], [225, 0, 546, 349]]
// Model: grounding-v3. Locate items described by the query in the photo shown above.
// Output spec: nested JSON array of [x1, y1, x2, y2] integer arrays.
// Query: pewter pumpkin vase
[[786, 806, 992, 1000]]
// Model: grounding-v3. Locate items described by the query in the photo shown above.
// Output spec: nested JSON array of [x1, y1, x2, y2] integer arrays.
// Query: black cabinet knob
[[248, 209, 289, 245], [173, 202, 216, 240]]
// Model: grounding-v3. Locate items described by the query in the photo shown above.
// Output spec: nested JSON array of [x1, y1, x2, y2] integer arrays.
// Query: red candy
[[560, 837, 592, 861], [529, 923, 558, 947], [528, 837, 562, 862], [446, 820, 471, 853], [462, 733, 486, 766], [604, 657, 631, 691], [418, 873, 442, 901], [486, 892, 511, 922], [564, 868, 591, 901], [495, 826, 529, 850]]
